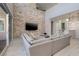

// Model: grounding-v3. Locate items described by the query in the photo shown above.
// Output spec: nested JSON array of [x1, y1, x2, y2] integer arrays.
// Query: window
[[0, 20, 4, 32], [51, 21, 53, 35], [61, 22, 65, 32]]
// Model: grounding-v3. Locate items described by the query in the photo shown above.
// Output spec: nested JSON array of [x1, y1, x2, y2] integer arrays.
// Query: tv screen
[[25, 23, 38, 31]]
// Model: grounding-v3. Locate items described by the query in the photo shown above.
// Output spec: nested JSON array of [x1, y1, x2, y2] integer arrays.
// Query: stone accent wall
[[68, 11, 79, 39], [13, 3, 45, 38]]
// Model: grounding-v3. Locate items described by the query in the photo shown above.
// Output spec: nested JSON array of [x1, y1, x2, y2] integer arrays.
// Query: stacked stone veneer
[[13, 3, 45, 38]]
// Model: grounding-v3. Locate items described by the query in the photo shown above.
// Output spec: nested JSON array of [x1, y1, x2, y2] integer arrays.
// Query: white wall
[[45, 3, 79, 36]]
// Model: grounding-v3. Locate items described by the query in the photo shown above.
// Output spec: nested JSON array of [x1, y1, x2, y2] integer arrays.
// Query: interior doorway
[[0, 7, 8, 55], [0, 3, 12, 55]]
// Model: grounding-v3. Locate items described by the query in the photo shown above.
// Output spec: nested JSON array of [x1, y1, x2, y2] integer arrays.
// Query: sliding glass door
[[0, 7, 7, 54]]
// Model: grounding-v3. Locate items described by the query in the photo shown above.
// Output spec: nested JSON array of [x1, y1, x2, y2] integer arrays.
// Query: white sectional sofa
[[21, 33, 71, 56]]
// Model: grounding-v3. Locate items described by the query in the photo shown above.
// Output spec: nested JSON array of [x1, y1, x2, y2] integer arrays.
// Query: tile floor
[[4, 38, 79, 56], [4, 38, 26, 56], [54, 39, 79, 56]]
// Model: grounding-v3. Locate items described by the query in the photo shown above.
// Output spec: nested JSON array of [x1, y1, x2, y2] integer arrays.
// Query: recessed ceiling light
[[66, 19, 69, 21]]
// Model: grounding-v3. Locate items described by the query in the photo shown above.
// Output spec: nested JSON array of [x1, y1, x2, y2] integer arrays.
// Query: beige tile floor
[[54, 39, 79, 56], [4, 38, 26, 56], [4, 38, 79, 56]]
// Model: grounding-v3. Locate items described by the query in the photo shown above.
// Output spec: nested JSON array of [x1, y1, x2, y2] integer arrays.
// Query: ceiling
[[36, 3, 57, 11]]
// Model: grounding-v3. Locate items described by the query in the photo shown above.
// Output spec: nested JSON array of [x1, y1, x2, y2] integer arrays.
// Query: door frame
[[0, 3, 12, 55], [0, 3, 12, 44]]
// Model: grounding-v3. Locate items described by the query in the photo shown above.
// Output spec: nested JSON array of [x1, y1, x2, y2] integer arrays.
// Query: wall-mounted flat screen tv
[[25, 23, 38, 31]]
